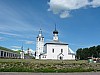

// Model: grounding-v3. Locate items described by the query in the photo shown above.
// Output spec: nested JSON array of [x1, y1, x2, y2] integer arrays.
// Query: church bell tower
[[53, 24, 59, 41], [36, 29, 44, 59]]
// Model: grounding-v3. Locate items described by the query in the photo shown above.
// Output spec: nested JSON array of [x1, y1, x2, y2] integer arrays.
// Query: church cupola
[[37, 29, 44, 41], [53, 24, 59, 41], [53, 29, 58, 34], [38, 29, 42, 37]]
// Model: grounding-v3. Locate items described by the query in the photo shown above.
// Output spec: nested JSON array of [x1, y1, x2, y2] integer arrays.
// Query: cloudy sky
[[0, 0, 100, 52]]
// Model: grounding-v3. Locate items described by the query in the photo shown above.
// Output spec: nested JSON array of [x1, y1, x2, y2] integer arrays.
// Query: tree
[[76, 45, 100, 60]]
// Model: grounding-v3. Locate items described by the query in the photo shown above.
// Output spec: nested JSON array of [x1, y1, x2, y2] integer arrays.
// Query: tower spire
[[21, 44, 23, 52], [55, 24, 56, 31], [38, 29, 43, 37], [53, 24, 58, 34], [20, 44, 24, 59], [39, 28, 42, 34]]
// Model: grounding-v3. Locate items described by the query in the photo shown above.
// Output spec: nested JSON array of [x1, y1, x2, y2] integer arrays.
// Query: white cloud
[[0, 31, 21, 37], [11, 46, 21, 49], [18, 40, 35, 45], [25, 41, 34, 44], [48, 0, 100, 18], [60, 11, 70, 18], [12, 49, 19, 51], [91, 0, 100, 7]]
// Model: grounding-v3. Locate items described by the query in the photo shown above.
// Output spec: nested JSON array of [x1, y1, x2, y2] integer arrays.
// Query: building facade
[[0, 48, 20, 58], [35, 27, 75, 60]]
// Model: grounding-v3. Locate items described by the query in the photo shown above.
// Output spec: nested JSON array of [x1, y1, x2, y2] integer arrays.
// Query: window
[[4, 52, 6, 57], [43, 55, 46, 58], [42, 38, 43, 40], [43, 56, 44, 58], [61, 49, 63, 53], [52, 49, 54, 53], [45, 55, 46, 58], [1, 51, 3, 57], [11, 53, 12, 57], [39, 38, 41, 41], [13, 54, 14, 57]]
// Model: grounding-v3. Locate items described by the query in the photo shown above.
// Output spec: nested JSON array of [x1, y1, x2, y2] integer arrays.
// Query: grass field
[[0, 59, 87, 64], [0, 59, 100, 72]]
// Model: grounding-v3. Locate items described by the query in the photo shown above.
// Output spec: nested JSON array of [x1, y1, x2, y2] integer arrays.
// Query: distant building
[[20, 45, 24, 59], [24, 48, 34, 56], [35, 26, 75, 60], [0, 46, 20, 58], [20, 51, 24, 59]]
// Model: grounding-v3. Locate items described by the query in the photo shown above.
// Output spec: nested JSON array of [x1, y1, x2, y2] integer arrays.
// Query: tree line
[[0, 46, 13, 52], [0, 46, 20, 53], [76, 45, 100, 60]]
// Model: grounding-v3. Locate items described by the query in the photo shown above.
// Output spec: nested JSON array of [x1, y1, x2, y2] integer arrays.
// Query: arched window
[[61, 49, 63, 53], [39, 38, 41, 41], [52, 49, 54, 53]]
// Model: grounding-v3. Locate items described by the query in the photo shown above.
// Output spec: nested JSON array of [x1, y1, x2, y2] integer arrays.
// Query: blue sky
[[0, 0, 100, 52]]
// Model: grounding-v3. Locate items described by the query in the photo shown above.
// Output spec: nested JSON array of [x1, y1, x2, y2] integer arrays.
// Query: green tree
[[76, 45, 100, 60]]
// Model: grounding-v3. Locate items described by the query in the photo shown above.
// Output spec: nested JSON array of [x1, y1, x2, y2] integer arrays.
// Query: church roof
[[68, 48, 75, 54], [44, 41, 68, 46]]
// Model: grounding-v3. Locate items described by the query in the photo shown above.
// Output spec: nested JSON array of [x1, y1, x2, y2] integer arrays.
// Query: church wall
[[36, 41, 44, 53], [43, 45, 47, 53], [40, 44, 75, 60], [66, 54, 75, 60], [46, 44, 69, 60]]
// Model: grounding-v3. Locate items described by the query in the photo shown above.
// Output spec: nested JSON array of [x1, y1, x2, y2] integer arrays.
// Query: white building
[[20, 51, 24, 59], [35, 27, 75, 60], [35, 29, 44, 59], [25, 48, 35, 56], [20, 46, 24, 59]]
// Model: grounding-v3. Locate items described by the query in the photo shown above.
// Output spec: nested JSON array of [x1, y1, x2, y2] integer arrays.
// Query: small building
[[20, 51, 24, 59]]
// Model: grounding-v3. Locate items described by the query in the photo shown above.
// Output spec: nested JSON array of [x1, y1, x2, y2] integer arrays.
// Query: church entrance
[[57, 53, 64, 60], [60, 56, 63, 60]]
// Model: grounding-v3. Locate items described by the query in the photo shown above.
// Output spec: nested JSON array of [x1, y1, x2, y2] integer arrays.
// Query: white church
[[35, 26, 75, 60]]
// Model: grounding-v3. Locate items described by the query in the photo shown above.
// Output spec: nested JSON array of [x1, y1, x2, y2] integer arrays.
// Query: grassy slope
[[0, 59, 100, 72], [0, 59, 87, 63]]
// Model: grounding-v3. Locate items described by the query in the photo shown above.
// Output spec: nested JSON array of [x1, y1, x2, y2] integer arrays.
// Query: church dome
[[53, 30, 58, 34], [53, 24, 58, 34]]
